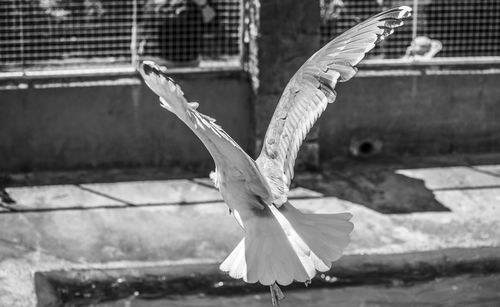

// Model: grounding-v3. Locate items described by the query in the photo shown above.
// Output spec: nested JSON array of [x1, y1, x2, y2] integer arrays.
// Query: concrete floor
[[1, 154, 500, 306]]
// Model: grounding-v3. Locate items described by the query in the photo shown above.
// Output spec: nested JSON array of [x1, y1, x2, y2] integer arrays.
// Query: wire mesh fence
[[321, 0, 500, 61], [0, 0, 244, 73], [2, 1, 499, 75]]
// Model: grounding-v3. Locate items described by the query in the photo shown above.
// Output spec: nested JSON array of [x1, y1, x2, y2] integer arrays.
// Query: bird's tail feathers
[[219, 202, 353, 286]]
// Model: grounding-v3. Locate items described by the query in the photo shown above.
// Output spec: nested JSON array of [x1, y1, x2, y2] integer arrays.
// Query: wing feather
[[139, 61, 272, 203], [256, 6, 412, 206]]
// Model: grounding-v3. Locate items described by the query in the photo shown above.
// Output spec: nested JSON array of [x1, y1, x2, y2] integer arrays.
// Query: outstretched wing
[[139, 61, 272, 203], [256, 6, 412, 206]]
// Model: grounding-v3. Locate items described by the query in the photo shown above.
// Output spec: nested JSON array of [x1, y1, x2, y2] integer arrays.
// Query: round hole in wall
[[358, 141, 375, 156], [349, 136, 382, 158]]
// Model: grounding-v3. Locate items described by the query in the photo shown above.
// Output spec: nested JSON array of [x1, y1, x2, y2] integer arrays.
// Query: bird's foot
[[269, 283, 284, 306]]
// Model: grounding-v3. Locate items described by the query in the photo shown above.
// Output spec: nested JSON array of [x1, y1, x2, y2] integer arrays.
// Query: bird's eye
[[142, 62, 153, 76]]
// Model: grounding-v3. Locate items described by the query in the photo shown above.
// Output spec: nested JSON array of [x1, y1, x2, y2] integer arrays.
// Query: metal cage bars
[[1, 0, 500, 76], [320, 0, 500, 64], [0, 0, 245, 74]]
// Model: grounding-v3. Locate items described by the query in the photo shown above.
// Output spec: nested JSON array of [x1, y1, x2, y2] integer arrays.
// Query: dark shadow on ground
[[295, 168, 448, 214], [295, 153, 500, 214]]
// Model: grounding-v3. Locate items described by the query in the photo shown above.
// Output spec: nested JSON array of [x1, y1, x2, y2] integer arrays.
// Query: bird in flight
[[139, 6, 411, 305]]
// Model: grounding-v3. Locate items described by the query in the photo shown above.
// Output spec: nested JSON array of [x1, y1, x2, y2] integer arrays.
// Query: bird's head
[[138, 60, 186, 112]]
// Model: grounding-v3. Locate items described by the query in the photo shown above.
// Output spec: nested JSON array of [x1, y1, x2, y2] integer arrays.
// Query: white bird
[[139, 6, 411, 305]]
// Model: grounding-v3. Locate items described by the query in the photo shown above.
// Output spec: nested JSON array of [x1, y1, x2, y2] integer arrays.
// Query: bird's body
[[139, 6, 412, 304]]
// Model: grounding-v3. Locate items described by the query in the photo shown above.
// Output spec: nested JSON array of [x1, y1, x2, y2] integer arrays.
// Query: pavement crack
[[188, 178, 218, 191], [434, 184, 500, 192], [76, 185, 133, 206], [466, 166, 500, 180]]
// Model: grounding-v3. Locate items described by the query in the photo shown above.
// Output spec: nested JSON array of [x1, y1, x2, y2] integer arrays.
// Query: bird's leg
[[269, 283, 284, 306]]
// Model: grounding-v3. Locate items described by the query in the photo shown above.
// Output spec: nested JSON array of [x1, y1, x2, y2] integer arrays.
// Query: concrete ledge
[[35, 247, 500, 306]]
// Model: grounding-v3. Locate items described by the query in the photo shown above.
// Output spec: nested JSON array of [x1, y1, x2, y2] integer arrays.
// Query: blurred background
[[0, 1, 499, 306]]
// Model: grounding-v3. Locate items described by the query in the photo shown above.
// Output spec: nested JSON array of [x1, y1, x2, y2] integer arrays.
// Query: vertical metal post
[[131, 0, 138, 69], [238, 0, 246, 68], [412, 0, 419, 40], [17, 0, 26, 76]]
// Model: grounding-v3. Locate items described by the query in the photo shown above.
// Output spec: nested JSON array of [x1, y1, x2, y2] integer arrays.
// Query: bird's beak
[[138, 60, 156, 78]]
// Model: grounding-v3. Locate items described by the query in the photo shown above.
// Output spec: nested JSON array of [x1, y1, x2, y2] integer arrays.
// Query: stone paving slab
[[435, 188, 500, 217], [192, 178, 324, 199], [4, 185, 125, 210], [395, 166, 500, 190], [472, 164, 500, 176], [0, 203, 238, 264], [80, 180, 222, 205]]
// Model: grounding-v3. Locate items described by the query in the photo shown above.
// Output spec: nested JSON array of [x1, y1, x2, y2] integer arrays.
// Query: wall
[[0, 71, 254, 173], [1, 68, 499, 175], [319, 70, 500, 160]]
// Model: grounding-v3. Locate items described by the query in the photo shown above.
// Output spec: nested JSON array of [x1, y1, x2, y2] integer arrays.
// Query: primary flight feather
[[139, 5, 411, 304]]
